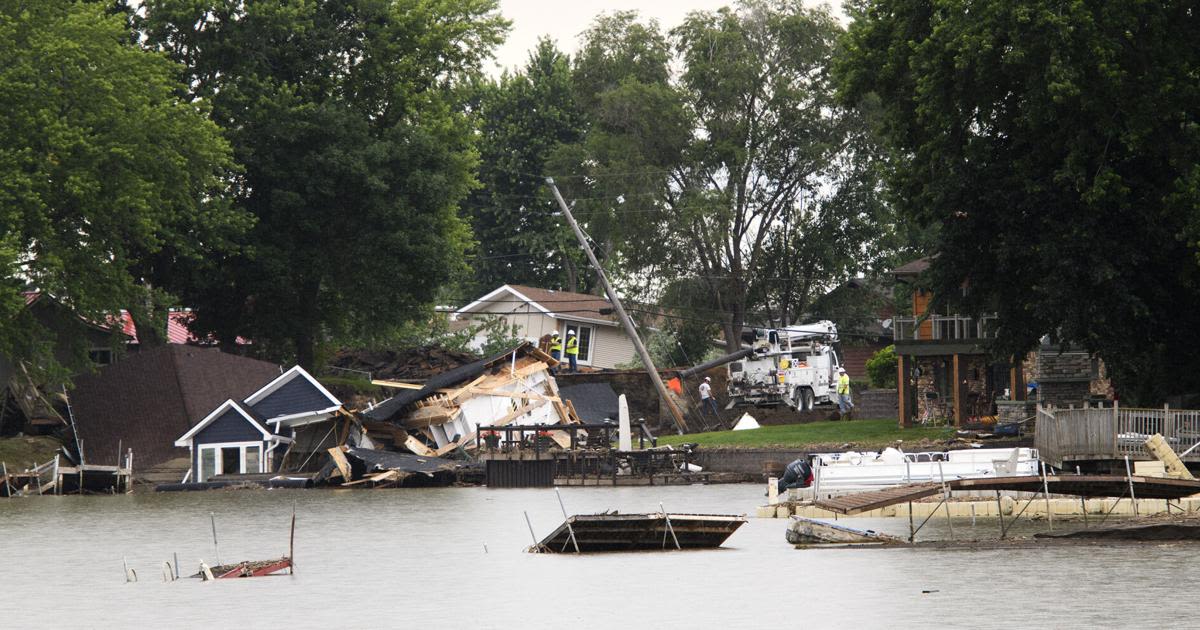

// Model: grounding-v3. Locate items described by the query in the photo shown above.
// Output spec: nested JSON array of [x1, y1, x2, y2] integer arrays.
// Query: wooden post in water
[[289, 502, 296, 575], [996, 491, 1006, 539], [1124, 456, 1139, 516], [937, 462, 954, 540], [1, 461, 10, 497], [1041, 461, 1053, 531]]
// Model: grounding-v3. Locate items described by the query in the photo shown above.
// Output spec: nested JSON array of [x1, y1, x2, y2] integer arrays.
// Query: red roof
[[21, 291, 248, 345]]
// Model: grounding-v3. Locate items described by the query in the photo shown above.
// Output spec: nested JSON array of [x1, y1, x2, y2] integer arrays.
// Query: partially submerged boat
[[786, 516, 904, 546], [531, 512, 746, 553]]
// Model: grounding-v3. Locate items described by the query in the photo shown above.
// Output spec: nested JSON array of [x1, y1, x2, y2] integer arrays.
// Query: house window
[[197, 443, 263, 481], [88, 348, 113, 365], [563, 323, 594, 364]]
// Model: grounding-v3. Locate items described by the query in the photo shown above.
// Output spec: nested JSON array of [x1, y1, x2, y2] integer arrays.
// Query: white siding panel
[[589, 325, 639, 369]]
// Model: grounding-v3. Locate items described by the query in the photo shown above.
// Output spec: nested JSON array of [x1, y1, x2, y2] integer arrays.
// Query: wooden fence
[[1036, 404, 1200, 468]]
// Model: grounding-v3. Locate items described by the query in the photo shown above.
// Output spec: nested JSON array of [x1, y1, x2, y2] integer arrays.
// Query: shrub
[[865, 345, 898, 389]]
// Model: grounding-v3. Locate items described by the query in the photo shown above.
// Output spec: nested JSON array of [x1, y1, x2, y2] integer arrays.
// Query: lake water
[[0, 484, 1189, 629]]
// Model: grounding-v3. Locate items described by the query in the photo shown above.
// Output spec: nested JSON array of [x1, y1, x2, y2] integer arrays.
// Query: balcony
[[892, 314, 998, 342]]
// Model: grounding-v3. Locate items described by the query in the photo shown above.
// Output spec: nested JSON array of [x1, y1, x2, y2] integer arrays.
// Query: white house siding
[[456, 292, 639, 370], [587, 323, 639, 369], [462, 303, 557, 349]]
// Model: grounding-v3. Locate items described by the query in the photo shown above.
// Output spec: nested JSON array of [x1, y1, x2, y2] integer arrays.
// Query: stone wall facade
[[1035, 349, 1111, 407], [859, 389, 898, 420]]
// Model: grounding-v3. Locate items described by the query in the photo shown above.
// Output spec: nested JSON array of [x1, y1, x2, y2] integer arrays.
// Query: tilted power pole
[[546, 178, 689, 434]]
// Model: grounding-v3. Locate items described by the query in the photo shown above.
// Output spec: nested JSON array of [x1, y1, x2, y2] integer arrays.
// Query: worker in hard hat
[[565, 330, 579, 372], [699, 376, 720, 417], [548, 330, 562, 373], [836, 367, 854, 420]]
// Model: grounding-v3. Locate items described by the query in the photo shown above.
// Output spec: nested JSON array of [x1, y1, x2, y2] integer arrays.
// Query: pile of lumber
[[374, 351, 584, 457]]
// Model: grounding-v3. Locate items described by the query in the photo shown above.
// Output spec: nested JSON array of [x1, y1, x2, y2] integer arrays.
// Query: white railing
[[1035, 404, 1200, 467], [893, 314, 998, 341]]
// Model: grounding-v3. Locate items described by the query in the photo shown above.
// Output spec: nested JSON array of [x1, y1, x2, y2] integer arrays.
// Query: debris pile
[[364, 342, 583, 457], [329, 346, 478, 381]]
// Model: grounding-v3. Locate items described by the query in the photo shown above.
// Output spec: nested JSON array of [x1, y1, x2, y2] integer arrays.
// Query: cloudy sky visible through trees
[[491, 0, 846, 75]]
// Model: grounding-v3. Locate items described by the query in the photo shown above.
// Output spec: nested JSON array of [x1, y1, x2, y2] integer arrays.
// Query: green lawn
[[657, 419, 954, 450]]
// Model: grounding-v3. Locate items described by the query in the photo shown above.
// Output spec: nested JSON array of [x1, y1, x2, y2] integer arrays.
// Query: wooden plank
[[447, 375, 489, 403], [511, 361, 551, 379], [372, 380, 426, 390], [402, 405, 457, 429], [470, 389, 560, 402], [327, 447, 352, 481], [404, 435, 436, 457], [1144, 433, 1195, 479], [342, 470, 401, 487], [485, 399, 547, 428]]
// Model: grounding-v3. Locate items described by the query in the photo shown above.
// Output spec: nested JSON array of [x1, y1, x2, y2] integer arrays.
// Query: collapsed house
[[364, 342, 583, 456]]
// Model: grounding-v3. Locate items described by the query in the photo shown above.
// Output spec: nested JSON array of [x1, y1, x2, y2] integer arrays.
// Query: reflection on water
[[0, 485, 1190, 628]]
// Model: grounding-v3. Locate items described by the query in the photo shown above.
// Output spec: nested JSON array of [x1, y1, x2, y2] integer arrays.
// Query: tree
[[138, 0, 509, 369], [464, 38, 585, 295], [552, 3, 891, 353], [838, 0, 1200, 403], [0, 1, 239, 377]]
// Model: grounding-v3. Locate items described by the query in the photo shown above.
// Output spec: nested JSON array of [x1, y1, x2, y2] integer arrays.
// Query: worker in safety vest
[[836, 367, 854, 419], [565, 330, 579, 372], [549, 330, 562, 373]]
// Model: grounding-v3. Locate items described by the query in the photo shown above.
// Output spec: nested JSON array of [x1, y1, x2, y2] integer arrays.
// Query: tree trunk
[[128, 310, 166, 348], [294, 329, 315, 371], [563, 252, 578, 293]]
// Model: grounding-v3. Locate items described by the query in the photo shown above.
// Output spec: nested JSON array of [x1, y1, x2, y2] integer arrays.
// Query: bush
[[865, 345, 898, 389]]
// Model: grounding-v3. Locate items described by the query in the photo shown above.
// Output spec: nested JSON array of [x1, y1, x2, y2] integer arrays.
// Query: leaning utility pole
[[546, 178, 689, 435]]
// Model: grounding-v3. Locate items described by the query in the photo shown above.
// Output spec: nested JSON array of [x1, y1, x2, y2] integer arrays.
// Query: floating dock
[[532, 512, 746, 553]]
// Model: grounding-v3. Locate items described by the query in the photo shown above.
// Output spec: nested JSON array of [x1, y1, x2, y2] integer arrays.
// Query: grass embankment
[[0, 435, 62, 469], [658, 419, 954, 450]]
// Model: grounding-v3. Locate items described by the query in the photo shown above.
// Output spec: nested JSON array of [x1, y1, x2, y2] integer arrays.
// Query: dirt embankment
[[0, 435, 62, 469]]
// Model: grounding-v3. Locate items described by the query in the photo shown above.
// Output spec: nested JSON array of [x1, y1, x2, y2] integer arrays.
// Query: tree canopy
[[0, 0, 239, 378], [543, 2, 897, 352], [138, 0, 509, 368], [838, 0, 1200, 402]]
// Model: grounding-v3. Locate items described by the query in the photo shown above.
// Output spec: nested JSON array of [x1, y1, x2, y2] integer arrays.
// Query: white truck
[[725, 321, 842, 411]]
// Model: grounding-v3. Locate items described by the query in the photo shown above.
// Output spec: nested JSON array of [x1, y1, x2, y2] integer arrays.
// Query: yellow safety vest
[[550, 336, 562, 352], [837, 373, 851, 395], [565, 336, 579, 355]]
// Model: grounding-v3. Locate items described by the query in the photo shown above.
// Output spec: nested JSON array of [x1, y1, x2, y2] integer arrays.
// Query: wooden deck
[[814, 475, 1200, 515], [1036, 405, 1200, 468]]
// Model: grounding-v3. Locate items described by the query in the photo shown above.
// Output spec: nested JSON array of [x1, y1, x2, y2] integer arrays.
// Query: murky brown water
[[0, 484, 1189, 628]]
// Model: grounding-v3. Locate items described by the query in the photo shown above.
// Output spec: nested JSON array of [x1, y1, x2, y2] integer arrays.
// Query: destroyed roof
[[329, 346, 477, 380], [71, 346, 282, 467], [362, 342, 552, 423], [559, 382, 620, 423], [456, 284, 619, 326]]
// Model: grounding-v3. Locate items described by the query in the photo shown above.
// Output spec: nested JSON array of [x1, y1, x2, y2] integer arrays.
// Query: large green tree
[[0, 0, 239, 377], [464, 38, 585, 296], [551, 3, 894, 353], [838, 0, 1200, 402], [138, 0, 508, 368]]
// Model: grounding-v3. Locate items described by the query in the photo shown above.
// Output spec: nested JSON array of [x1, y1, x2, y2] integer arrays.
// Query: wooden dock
[[1, 450, 133, 497], [814, 474, 1200, 515]]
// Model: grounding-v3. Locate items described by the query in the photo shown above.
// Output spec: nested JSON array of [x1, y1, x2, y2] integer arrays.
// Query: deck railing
[[892, 314, 998, 341], [1035, 404, 1200, 468]]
